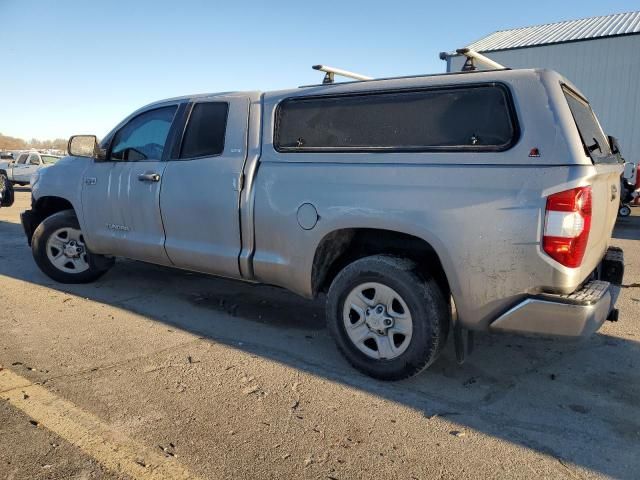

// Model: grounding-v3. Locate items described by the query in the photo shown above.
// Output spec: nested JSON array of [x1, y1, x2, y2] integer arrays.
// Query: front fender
[[31, 157, 91, 231]]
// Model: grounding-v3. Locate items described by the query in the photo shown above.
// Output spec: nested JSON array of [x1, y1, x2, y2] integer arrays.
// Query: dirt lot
[[1, 188, 639, 479]]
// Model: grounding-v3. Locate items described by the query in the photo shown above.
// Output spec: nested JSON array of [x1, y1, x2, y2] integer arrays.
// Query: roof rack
[[301, 50, 508, 88], [445, 48, 507, 71], [312, 65, 373, 84]]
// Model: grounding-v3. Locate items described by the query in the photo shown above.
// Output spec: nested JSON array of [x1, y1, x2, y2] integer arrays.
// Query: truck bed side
[[248, 69, 622, 330]]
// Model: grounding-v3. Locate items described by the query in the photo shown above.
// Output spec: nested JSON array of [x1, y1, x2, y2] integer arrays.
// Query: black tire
[[326, 255, 449, 381], [32, 210, 113, 284], [619, 205, 631, 217], [0, 173, 12, 207]]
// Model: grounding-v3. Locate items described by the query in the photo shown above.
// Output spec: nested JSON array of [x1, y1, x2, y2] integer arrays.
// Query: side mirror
[[68, 135, 106, 160], [608, 135, 621, 155]]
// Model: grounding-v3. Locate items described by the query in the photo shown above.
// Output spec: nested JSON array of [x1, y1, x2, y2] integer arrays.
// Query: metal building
[[441, 12, 640, 164]]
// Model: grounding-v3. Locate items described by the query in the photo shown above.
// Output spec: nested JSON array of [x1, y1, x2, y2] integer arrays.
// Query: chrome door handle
[[138, 172, 161, 182]]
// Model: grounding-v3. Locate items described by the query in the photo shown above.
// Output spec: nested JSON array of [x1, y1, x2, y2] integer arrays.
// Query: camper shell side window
[[274, 83, 519, 153]]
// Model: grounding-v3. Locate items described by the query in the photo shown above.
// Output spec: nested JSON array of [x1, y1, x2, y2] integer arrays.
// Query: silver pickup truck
[[21, 68, 625, 380]]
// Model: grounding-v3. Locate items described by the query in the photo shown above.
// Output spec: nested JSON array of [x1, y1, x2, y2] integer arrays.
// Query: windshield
[[41, 155, 60, 164], [562, 86, 612, 163]]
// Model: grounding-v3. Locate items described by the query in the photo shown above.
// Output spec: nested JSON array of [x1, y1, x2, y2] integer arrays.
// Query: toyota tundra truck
[[20, 68, 625, 380]]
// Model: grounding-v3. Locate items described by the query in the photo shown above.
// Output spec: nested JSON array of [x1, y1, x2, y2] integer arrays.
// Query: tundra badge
[[107, 223, 130, 232]]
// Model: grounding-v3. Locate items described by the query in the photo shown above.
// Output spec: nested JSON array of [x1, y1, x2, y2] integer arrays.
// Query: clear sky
[[1, 0, 638, 140]]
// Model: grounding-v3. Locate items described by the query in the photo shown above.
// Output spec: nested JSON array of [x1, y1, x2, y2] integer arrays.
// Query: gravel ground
[[0, 188, 639, 479]]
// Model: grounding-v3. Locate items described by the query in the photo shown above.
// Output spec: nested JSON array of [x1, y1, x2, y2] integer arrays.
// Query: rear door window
[[275, 84, 517, 152], [562, 86, 612, 163], [179, 102, 229, 159]]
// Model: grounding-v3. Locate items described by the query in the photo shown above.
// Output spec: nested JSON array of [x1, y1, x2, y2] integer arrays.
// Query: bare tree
[[1, 133, 68, 151], [0, 133, 27, 150]]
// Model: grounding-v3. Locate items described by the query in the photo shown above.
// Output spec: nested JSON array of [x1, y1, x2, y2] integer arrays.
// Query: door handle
[[138, 172, 161, 183]]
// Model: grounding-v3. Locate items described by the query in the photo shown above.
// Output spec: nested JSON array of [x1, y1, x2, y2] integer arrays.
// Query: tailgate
[[562, 86, 623, 275]]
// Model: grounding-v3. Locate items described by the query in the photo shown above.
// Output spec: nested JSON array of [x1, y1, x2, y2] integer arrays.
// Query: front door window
[[110, 106, 177, 162]]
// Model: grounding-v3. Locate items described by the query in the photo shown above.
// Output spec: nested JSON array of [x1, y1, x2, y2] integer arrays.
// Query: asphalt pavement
[[1, 188, 639, 479]]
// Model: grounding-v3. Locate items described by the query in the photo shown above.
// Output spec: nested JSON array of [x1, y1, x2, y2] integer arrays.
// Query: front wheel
[[326, 255, 449, 380], [32, 210, 113, 283]]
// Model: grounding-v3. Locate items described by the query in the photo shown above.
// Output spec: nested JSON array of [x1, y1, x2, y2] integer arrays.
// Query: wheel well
[[33, 196, 75, 226], [312, 228, 450, 297]]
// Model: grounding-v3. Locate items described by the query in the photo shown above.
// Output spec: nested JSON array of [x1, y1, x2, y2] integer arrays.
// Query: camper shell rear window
[[274, 83, 518, 152], [562, 86, 612, 163]]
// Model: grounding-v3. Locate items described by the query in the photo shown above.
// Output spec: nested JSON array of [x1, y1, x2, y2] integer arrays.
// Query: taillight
[[543, 186, 592, 268]]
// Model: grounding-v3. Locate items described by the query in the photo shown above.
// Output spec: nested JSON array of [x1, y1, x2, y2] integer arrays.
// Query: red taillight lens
[[543, 186, 592, 268]]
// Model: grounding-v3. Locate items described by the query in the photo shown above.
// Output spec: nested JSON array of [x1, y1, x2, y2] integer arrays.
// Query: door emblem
[[611, 184, 618, 201], [107, 223, 130, 232], [85, 177, 97, 185]]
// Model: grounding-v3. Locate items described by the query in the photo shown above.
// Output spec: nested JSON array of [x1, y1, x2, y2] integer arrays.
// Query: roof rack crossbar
[[456, 48, 506, 71], [312, 65, 373, 84]]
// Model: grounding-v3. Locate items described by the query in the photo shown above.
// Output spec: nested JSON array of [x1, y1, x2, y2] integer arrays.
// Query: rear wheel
[[32, 210, 113, 283], [326, 255, 449, 380]]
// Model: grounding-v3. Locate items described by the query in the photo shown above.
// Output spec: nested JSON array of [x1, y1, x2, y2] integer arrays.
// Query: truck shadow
[[1, 218, 639, 478]]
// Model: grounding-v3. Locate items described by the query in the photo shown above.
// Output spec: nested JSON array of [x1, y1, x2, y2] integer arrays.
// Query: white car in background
[[0, 151, 61, 186]]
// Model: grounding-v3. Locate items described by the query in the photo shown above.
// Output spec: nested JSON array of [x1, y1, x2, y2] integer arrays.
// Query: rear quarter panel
[[252, 161, 597, 329]]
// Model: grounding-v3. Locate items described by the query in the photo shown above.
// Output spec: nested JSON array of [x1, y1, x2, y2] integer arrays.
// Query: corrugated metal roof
[[465, 11, 640, 52]]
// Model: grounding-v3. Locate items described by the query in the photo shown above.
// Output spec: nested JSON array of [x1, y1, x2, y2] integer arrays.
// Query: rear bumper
[[490, 247, 624, 338]]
